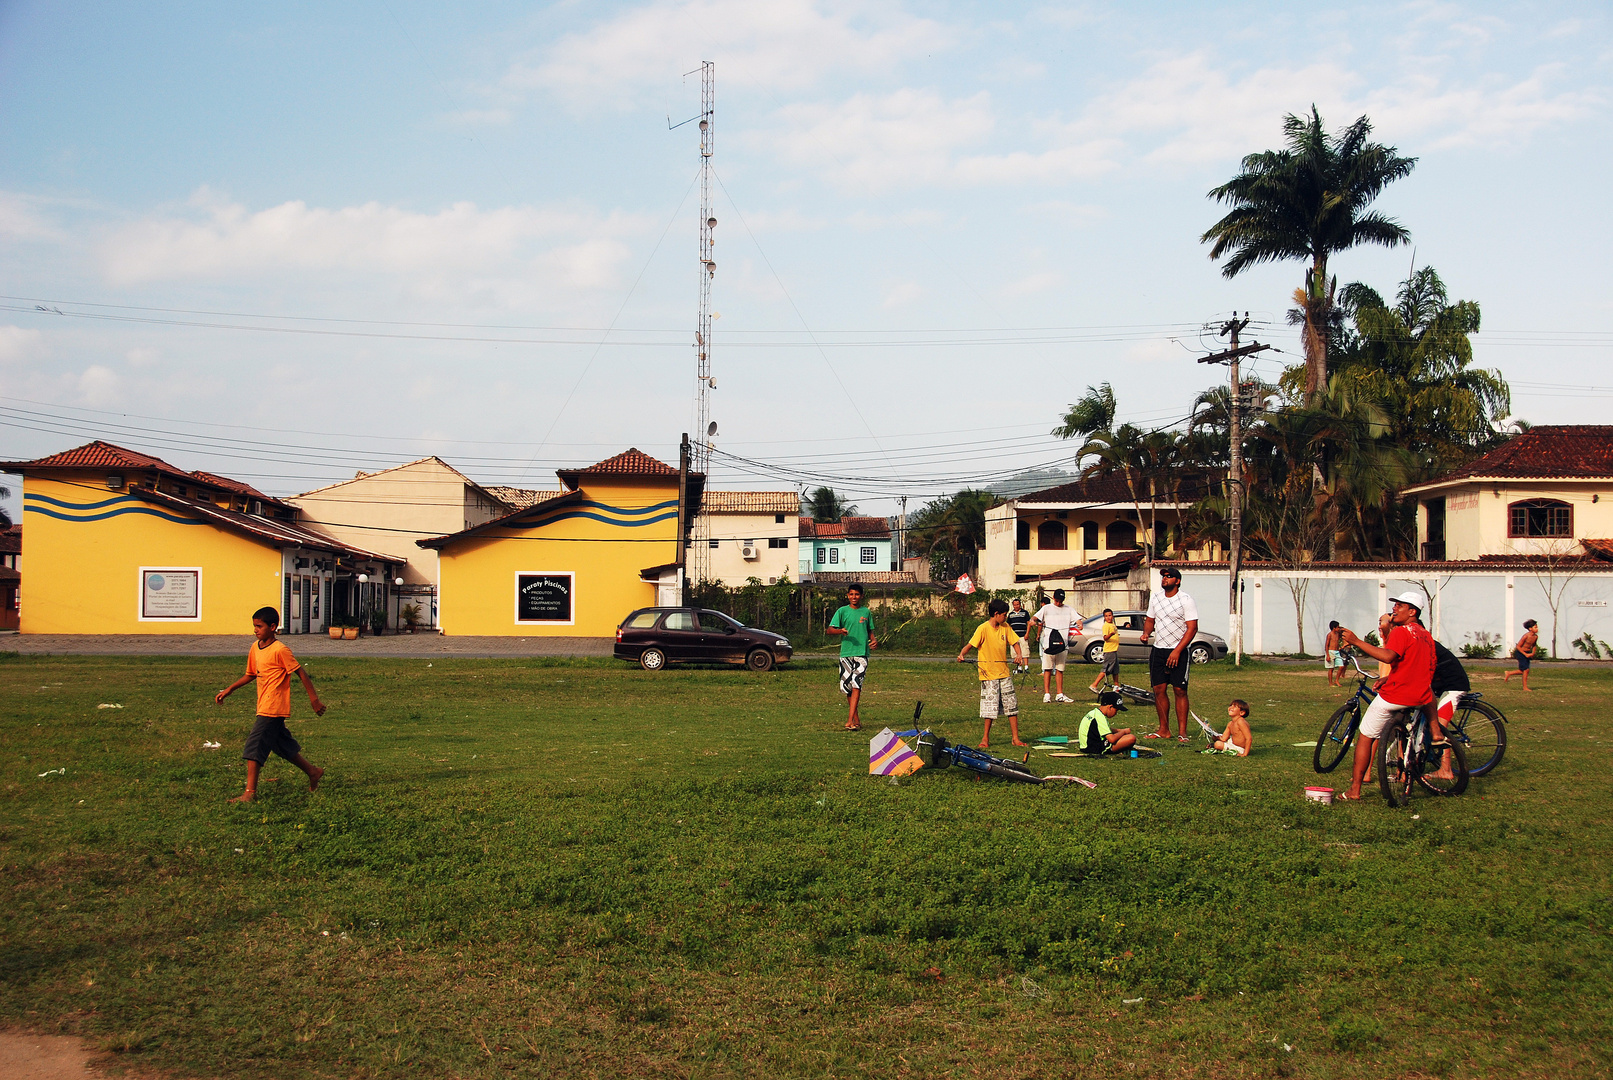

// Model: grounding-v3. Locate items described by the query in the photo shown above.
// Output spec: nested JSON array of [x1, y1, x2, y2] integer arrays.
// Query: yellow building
[[2, 441, 401, 635], [421, 448, 702, 636]]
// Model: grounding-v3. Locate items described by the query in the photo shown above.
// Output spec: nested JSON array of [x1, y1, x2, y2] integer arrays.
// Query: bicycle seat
[[1459, 692, 1482, 702]]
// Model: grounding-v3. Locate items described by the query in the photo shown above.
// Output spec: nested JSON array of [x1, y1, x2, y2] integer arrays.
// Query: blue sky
[[2, 1, 1609, 522]]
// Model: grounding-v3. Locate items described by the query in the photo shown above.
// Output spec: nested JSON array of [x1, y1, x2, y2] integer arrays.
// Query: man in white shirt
[[1030, 588, 1083, 704], [1139, 567, 1198, 740]]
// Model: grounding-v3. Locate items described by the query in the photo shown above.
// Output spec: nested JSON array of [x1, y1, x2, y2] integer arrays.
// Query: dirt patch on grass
[[0, 1031, 181, 1080]]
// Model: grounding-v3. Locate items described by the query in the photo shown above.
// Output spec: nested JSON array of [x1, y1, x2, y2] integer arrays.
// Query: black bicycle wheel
[[1313, 702, 1359, 773], [1449, 699, 1507, 778], [918, 734, 952, 770], [1415, 738, 1469, 797], [1375, 729, 1413, 807]]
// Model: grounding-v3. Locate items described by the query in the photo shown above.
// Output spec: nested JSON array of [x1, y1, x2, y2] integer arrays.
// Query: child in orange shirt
[[215, 606, 326, 802]]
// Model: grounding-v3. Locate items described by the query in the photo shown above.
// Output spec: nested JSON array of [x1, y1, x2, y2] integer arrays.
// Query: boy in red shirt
[[215, 606, 326, 803], [1337, 588, 1436, 801]]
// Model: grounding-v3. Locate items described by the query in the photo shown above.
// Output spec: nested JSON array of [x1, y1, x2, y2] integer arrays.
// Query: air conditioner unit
[[741, 545, 759, 560]]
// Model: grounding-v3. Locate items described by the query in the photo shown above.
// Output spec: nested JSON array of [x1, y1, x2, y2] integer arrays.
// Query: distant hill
[[986, 468, 1077, 499]]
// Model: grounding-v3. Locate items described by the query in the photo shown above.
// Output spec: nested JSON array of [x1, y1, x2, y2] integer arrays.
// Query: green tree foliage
[[0, 484, 10, 527], [904, 489, 996, 579], [801, 486, 857, 522], [1203, 107, 1417, 399]]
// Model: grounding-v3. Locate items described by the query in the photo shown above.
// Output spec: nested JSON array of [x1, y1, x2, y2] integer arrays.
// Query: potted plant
[[368, 603, 387, 637], [328, 618, 344, 640], [401, 603, 421, 633], [342, 616, 359, 640]]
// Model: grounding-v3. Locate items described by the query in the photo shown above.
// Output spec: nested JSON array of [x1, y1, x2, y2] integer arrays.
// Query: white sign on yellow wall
[[139, 567, 202, 621]]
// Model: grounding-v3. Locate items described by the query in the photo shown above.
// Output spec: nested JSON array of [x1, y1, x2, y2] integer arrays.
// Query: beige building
[[979, 474, 1220, 590], [1405, 425, 1613, 561], [289, 457, 515, 626], [697, 491, 799, 585]]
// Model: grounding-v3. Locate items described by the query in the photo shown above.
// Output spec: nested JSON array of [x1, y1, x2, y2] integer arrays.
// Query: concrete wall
[[1169, 565, 1613, 658], [435, 476, 676, 636], [20, 475, 283, 634], [702, 511, 797, 585]]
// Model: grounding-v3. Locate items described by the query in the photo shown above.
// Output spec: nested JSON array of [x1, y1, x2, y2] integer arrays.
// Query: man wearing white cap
[[1336, 587, 1437, 801]]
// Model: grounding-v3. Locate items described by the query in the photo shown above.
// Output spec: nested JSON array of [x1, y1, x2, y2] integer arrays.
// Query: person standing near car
[[827, 584, 877, 731], [1031, 588, 1083, 704], [1087, 608, 1122, 694], [1005, 599, 1032, 672], [1139, 567, 1198, 741]]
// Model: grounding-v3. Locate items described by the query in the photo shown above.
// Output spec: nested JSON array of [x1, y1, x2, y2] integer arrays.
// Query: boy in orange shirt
[[216, 606, 326, 803]]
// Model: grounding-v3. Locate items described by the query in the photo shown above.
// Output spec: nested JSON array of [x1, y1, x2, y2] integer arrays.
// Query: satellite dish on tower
[[707, 422, 718, 438]]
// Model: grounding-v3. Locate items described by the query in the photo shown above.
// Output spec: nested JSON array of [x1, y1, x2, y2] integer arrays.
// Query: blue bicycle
[[1313, 652, 1508, 777]]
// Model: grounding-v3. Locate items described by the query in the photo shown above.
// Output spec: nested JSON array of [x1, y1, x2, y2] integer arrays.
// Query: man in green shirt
[[827, 584, 877, 731]]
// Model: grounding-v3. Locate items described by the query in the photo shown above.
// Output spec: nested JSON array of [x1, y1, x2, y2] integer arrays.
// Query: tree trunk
[[1304, 253, 1329, 400]]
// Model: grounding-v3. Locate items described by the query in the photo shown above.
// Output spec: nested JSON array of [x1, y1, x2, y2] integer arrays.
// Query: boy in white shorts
[[1337, 588, 1436, 801]]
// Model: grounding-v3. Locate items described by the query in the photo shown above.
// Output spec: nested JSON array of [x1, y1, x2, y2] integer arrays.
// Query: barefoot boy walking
[[216, 606, 326, 802]]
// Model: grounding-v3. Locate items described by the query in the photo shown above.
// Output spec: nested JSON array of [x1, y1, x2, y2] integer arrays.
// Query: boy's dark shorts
[[243, 716, 301, 765], [1149, 647, 1191, 689], [1082, 728, 1109, 755], [1102, 652, 1121, 676], [1513, 649, 1531, 671]]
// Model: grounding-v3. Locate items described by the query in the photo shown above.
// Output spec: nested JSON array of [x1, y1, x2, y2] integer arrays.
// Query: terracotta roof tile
[[485, 486, 566, 510], [0, 525, 18, 555], [799, 517, 892, 539], [1, 440, 184, 474], [700, 491, 799, 514], [189, 470, 279, 503], [576, 448, 677, 477], [1009, 472, 1217, 507], [1415, 426, 1613, 487]]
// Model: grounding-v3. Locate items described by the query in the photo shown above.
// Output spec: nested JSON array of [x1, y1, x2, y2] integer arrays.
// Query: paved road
[[0, 632, 616, 658]]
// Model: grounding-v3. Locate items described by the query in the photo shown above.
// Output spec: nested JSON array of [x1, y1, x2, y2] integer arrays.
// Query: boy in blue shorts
[[215, 606, 326, 803]]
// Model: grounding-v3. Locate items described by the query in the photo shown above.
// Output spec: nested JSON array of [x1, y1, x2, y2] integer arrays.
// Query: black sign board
[[517, 573, 573, 623]]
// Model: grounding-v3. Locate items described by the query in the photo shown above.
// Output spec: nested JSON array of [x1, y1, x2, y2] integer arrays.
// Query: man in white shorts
[[1030, 589, 1083, 703], [1337, 588, 1436, 801]]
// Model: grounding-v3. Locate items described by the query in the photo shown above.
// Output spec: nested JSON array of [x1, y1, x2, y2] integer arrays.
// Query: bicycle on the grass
[[1375, 700, 1469, 805], [1312, 652, 1508, 778]]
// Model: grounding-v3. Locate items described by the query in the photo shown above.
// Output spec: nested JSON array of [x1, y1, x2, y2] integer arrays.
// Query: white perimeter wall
[[1168, 567, 1613, 658]]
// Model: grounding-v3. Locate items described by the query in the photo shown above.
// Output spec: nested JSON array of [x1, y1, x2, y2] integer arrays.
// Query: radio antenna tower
[[689, 60, 716, 584]]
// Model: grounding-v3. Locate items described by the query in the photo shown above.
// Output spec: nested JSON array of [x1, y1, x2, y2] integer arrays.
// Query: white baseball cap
[[1388, 587, 1428, 612]]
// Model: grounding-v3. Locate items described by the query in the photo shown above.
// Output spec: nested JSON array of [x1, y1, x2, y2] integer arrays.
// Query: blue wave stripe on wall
[[510, 509, 680, 531], [25, 505, 204, 525], [25, 492, 142, 512]]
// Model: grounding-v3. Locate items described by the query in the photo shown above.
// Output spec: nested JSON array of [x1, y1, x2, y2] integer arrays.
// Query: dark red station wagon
[[614, 607, 794, 672]]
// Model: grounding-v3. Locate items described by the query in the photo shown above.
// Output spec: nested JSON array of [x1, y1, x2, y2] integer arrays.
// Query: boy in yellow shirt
[[1087, 608, 1121, 694], [216, 606, 326, 803], [956, 599, 1028, 749]]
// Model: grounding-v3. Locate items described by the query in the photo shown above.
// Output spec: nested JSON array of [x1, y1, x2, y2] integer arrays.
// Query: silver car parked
[[1067, 610, 1228, 665]]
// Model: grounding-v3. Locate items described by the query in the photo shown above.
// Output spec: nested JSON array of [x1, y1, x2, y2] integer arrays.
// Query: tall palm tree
[[1203, 107, 1417, 399], [0, 484, 11, 527]]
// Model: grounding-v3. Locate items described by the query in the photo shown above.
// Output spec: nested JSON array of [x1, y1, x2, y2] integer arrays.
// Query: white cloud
[[76, 364, 120, 406], [507, 0, 954, 108], [999, 271, 1060, 299], [0, 325, 45, 365], [1024, 200, 1107, 227], [0, 192, 62, 241], [881, 280, 922, 308], [768, 89, 995, 190], [1065, 51, 1601, 167], [97, 189, 651, 303], [125, 347, 160, 368]]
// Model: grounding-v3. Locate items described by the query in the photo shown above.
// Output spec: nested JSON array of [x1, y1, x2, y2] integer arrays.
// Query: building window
[[1081, 521, 1099, 550], [1016, 520, 1030, 550], [709, 539, 720, 548], [1509, 499, 1572, 538], [1106, 520, 1137, 550], [768, 537, 789, 549], [775, 513, 785, 523], [816, 548, 826, 564], [1037, 520, 1067, 550], [861, 546, 877, 564], [829, 548, 839, 564]]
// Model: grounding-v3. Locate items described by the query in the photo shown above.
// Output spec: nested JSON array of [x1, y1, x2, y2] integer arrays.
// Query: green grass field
[[2, 651, 1610, 1079]]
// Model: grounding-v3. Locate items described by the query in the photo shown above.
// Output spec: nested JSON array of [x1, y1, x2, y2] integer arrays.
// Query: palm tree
[[1053, 383, 1117, 440], [1202, 107, 1417, 399], [0, 484, 11, 528], [906, 489, 995, 578], [802, 486, 857, 523]]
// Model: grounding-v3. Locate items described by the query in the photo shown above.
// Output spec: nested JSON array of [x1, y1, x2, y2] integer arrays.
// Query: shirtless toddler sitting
[[1209, 699, 1252, 756]]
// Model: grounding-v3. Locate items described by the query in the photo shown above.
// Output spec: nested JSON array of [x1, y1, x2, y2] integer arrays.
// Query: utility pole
[[677, 433, 690, 603], [1198, 315, 1269, 666], [896, 496, 908, 573]]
